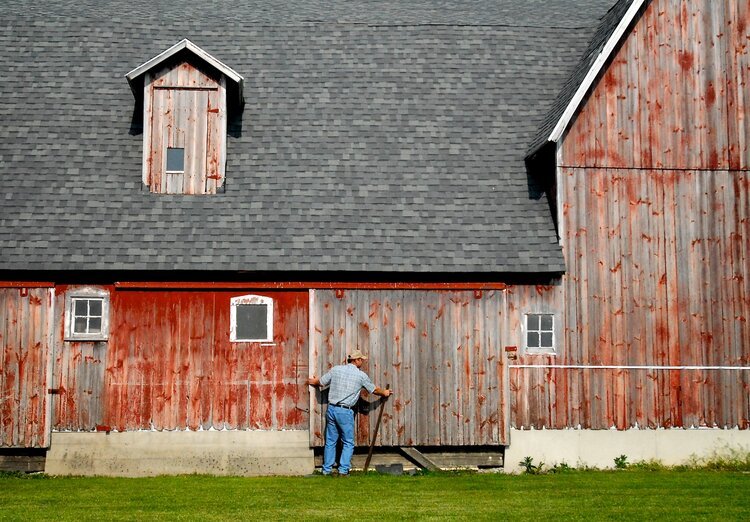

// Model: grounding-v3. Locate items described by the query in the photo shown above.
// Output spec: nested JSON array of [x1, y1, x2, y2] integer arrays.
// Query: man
[[307, 350, 392, 476]]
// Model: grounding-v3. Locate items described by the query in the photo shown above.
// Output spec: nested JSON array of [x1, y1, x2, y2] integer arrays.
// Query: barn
[[1, 0, 748, 475]]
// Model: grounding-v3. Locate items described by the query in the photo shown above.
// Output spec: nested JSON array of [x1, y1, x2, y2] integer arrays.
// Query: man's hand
[[374, 387, 392, 398], [307, 376, 320, 386]]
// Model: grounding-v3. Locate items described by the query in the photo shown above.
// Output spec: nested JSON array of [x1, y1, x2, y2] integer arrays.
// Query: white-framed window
[[230, 294, 273, 342], [64, 288, 110, 341], [523, 312, 556, 354], [166, 146, 185, 173]]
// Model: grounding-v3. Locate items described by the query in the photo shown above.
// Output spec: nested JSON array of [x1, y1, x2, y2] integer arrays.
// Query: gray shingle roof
[[0, 1, 618, 274], [7, 0, 619, 26]]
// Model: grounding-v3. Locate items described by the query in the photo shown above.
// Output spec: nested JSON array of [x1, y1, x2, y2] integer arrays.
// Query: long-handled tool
[[363, 384, 390, 473]]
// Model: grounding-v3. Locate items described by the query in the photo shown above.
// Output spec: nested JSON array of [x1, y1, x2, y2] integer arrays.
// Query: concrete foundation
[[44, 428, 750, 476], [45, 430, 314, 477], [504, 428, 750, 473]]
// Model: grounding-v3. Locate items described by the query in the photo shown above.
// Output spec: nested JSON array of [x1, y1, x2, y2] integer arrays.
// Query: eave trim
[[114, 281, 510, 290]]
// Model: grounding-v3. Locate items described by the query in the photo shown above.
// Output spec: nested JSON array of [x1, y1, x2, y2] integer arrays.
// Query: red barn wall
[[512, 0, 750, 429], [52, 287, 309, 432]]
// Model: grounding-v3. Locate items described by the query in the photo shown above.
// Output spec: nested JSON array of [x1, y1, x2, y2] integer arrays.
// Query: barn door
[[145, 61, 225, 195], [309, 290, 509, 448], [154, 87, 215, 194], [0, 286, 54, 448]]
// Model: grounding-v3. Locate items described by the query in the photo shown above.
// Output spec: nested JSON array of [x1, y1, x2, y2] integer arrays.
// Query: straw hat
[[348, 350, 368, 360]]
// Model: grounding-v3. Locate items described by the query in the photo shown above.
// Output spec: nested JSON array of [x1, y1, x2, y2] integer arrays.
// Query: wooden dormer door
[[143, 61, 227, 194]]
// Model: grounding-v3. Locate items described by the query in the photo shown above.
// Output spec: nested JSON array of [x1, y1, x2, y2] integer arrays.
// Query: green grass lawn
[[1, 470, 748, 521]]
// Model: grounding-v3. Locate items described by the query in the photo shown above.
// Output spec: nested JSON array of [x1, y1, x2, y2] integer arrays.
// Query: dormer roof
[[125, 39, 244, 105]]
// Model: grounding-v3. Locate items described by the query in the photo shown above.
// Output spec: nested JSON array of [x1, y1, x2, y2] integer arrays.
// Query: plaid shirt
[[320, 363, 376, 407]]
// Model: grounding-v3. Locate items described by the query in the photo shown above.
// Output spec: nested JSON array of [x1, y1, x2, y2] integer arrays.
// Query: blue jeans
[[323, 405, 355, 475]]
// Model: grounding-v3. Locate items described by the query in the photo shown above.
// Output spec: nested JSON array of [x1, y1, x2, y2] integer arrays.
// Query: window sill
[[64, 336, 109, 342]]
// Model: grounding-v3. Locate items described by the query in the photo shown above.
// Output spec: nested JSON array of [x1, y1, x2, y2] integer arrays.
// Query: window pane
[[527, 332, 539, 348], [74, 299, 88, 316], [236, 304, 268, 340], [541, 314, 553, 331], [167, 147, 185, 172], [74, 317, 88, 334], [88, 299, 102, 316], [88, 317, 102, 333], [527, 314, 539, 330], [541, 332, 553, 348]]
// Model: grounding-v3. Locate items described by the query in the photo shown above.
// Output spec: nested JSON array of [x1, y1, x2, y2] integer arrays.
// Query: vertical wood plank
[[402, 291, 418, 445]]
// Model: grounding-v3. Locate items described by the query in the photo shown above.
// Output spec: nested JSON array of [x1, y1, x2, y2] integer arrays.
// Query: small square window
[[72, 298, 104, 335], [525, 313, 556, 354], [230, 294, 273, 343], [166, 147, 185, 172], [236, 304, 268, 341], [65, 290, 110, 341]]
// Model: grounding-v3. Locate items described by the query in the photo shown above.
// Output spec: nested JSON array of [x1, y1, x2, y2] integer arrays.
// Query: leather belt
[[333, 403, 354, 410]]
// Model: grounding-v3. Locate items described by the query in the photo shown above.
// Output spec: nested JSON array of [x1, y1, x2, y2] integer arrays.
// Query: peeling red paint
[[706, 82, 716, 106], [52, 288, 308, 432], [677, 50, 694, 71]]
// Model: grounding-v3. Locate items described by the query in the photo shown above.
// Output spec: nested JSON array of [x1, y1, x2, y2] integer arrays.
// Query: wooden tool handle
[[363, 384, 390, 472]]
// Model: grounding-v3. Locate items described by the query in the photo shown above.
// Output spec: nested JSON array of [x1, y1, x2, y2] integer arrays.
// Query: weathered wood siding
[[565, 0, 749, 171], [143, 59, 227, 194], [0, 287, 53, 448], [52, 288, 308, 432], [310, 290, 508, 447], [512, 0, 750, 429]]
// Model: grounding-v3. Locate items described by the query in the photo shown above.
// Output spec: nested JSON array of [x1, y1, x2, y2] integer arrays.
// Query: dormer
[[126, 40, 244, 194]]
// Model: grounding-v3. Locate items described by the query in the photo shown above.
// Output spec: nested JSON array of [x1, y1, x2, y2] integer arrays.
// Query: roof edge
[[531, 0, 646, 157], [125, 38, 244, 101]]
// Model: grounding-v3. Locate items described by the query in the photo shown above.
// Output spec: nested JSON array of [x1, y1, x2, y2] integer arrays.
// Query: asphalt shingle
[[0, 1, 619, 274]]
